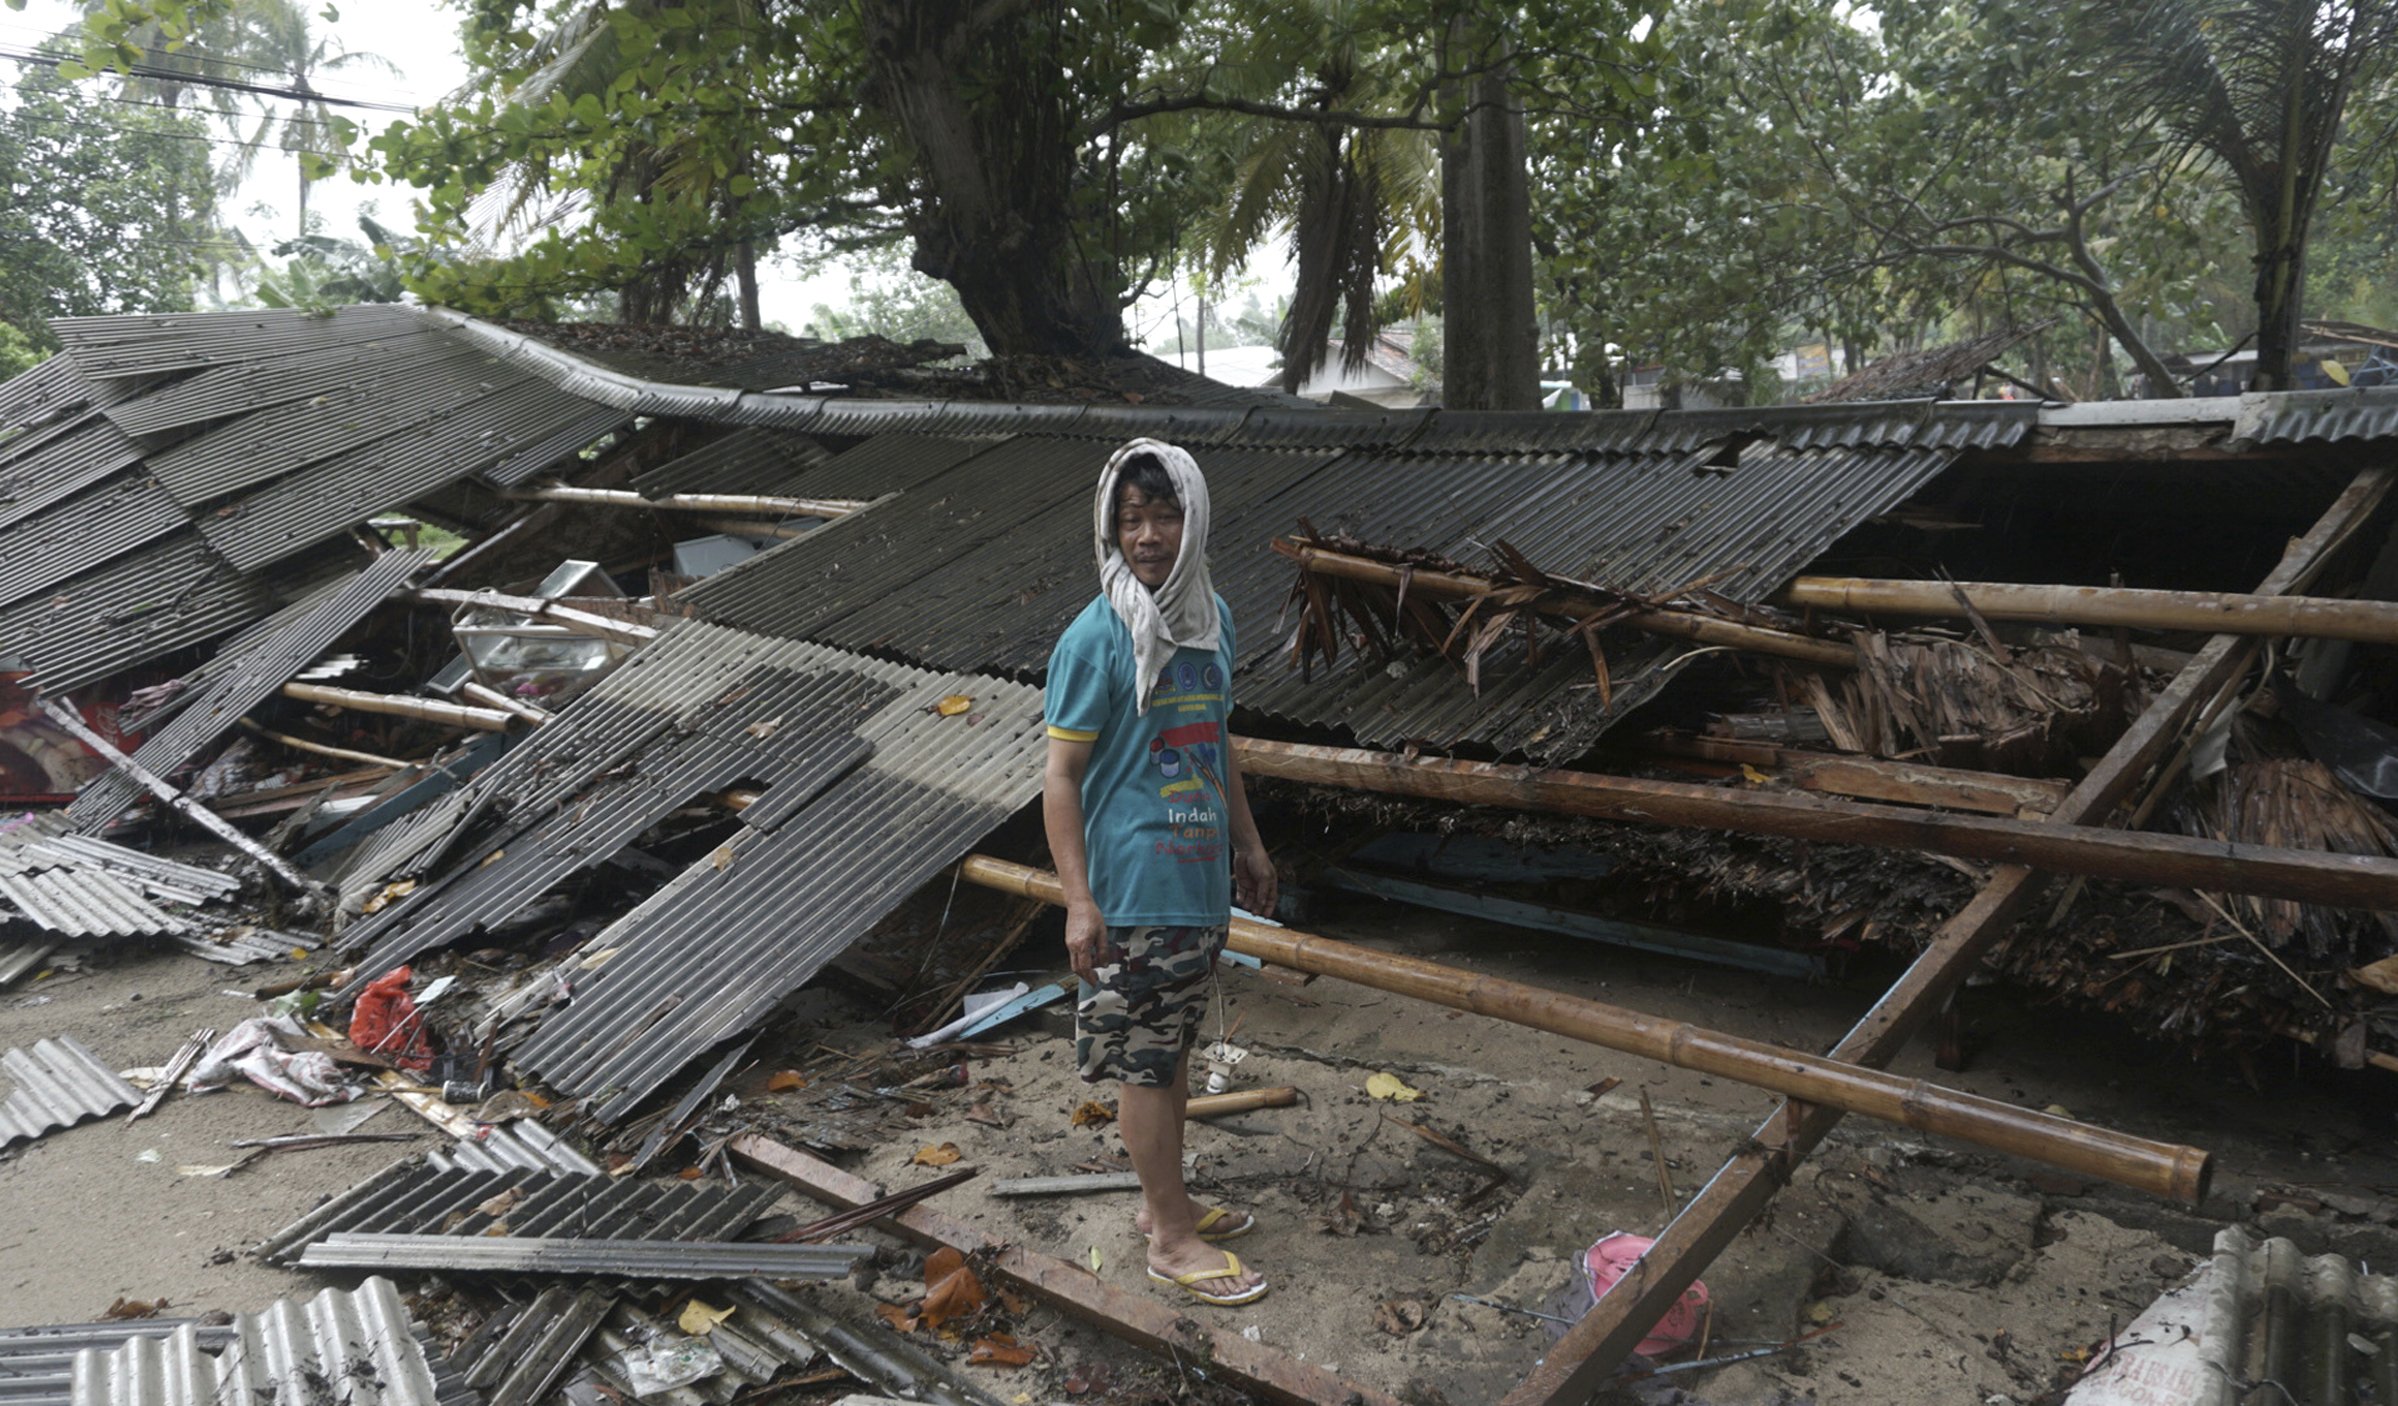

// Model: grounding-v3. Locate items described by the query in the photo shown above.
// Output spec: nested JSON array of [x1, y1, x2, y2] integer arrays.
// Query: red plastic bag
[[349, 965, 433, 1071], [1585, 1232, 1710, 1358]]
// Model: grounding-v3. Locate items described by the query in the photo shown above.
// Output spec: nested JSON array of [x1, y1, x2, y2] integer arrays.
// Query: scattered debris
[[0, 1035, 140, 1147]]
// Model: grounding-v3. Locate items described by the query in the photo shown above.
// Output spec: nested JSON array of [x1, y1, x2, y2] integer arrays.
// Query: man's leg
[[1123, 1051, 1261, 1295]]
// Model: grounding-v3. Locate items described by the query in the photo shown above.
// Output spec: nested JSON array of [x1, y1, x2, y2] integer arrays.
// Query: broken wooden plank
[[959, 857, 2212, 1202], [409, 587, 661, 645], [503, 484, 867, 519], [1637, 731, 2070, 816], [281, 682, 515, 732], [1496, 462, 2398, 1406], [1187, 1085, 1300, 1119], [237, 718, 412, 771], [730, 1134, 1406, 1406], [1231, 737, 2398, 911], [989, 1172, 1144, 1197], [1277, 540, 1860, 668], [457, 680, 555, 726], [36, 699, 330, 900], [1784, 574, 2398, 645]]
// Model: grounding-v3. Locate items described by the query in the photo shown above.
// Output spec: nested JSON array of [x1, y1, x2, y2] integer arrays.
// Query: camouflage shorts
[[1075, 924, 1226, 1087]]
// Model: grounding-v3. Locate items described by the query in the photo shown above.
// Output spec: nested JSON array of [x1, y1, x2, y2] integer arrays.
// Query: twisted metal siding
[[49, 305, 430, 381], [0, 476, 184, 612], [66, 549, 429, 831], [67, 1278, 451, 1406], [0, 1036, 138, 1147], [300, 1235, 870, 1279], [0, 534, 279, 694], [0, 419, 143, 534]]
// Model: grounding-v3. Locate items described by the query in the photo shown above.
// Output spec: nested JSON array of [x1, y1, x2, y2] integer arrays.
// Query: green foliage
[[0, 64, 223, 354], [802, 246, 983, 356], [253, 219, 411, 309], [0, 323, 41, 381]]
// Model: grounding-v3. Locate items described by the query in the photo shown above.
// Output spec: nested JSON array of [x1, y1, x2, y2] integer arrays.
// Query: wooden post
[[458, 681, 556, 726], [957, 857, 2212, 1202], [237, 718, 412, 771], [39, 699, 333, 901], [1783, 574, 2398, 646], [1280, 541, 1860, 668], [728, 1134, 1406, 1406], [1496, 463, 2397, 1405], [1230, 737, 2398, 910], [1630, 732, 2069, 817], [281, 682, 516, 733]]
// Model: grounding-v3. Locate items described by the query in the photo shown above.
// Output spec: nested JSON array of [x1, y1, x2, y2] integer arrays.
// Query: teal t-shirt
[[1043, 594, 1237, 927]]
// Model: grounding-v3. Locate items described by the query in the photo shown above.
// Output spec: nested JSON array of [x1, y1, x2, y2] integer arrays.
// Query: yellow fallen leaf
[[710, 843, 736, 871], [765, 1069, 807, 1092], [362, 880, 415, 914], [1739, 763, 1770, 785], [1366, 1072, 1422, 1102], [937, 694, 973, 717], [913, 1142, 962, 1166], [744, 715, 782, 739], [677, 1300, 734, 1335], [1088, 1245, 1102, 1272], [479, 849, 506, 867], [1069, 1099, 1116, 1126]]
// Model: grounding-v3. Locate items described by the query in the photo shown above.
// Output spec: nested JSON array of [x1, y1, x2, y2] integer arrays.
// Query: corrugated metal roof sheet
[[1071, 401, 1251, 446], [49, 305, 431, 381], [498, 622, 1046, 1122], [66, 549, 429, 831], [68, 1277, 451, 1406], [482, 402, 635, 488], [0, 1320, 238, 1406], [196, 382, 603, 571], [675, 436, 1111, 646], [1400, 408, 1663, 454], [2232, 386, 2398, 446], [1225, 405, 1432, 449], [0, 475, 184, 611], [0, 533, 280, 694], [103, 327, 460, 438], [629, 426, 831, 500], [259, 1163, 782, 1264], [0, 419, 145, 533], [0, 1035, 138, 1147], [456, 1286, 612, 1406], [300, 1234, 870, 1278], [0, 865, 184, 937], [1631, 398, 2037, 454], [0, 355, 88, 438], [145, 341, 530, 506], [432, 1119, 602, 1177]]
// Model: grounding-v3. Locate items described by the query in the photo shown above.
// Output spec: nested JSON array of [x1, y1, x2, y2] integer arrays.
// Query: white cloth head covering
[[1094, 438, 1218, 714]]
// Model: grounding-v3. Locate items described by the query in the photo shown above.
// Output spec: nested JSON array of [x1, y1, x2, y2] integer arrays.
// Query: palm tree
[[216, 0, 400, 236], [2077, 0, 2398, 389]]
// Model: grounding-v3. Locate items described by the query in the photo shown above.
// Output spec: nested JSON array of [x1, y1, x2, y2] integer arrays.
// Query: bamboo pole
[[688, 515, 813, 541], [1633, 732, 2070, 816], [958, 856, 2212, 1203], [237, 718, 411, 771], [1278, 541, 1860, 668], [408, 587, 661, 646], [38, 699, 332, 900], [1231, 736, 2398, 911], [505, 485, 867, 519], [1784, 575, 2398, 646], [1187, 1085, 1300, 1119], [458, 681, 555, 726], [1500, 463, 2398, 1404], [281, 682, 515, 733]]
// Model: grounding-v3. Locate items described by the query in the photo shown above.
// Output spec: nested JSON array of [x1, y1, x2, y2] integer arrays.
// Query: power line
[[0, 18, 420, 102], [0, 44, 415, 111], [10, 108, 333, 151]]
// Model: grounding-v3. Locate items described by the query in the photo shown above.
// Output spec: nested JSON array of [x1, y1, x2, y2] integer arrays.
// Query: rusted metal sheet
[[0, 1035, 139, 1147]]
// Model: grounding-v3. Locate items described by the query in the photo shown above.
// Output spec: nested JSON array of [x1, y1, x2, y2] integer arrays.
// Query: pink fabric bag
[[1584, 1232, 1710, 1357]]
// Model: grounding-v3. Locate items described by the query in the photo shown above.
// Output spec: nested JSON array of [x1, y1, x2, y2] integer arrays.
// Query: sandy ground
[[5, 893, 2396, 1405]]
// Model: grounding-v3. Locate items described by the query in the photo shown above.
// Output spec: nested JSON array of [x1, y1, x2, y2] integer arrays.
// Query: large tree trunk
[[1439, 46, 1540, 411], [735, 238, 761, 332], [861, 2, 1123, 357]]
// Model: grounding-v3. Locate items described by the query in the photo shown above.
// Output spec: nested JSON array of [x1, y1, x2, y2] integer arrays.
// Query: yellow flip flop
[[1195, 1206, 1255, 1242], [1147, 1250, 1269, 1306]]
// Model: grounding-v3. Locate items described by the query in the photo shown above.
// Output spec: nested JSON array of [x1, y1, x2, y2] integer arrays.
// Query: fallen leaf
[[476, 1187, 525, 1217], [1739, 763, 1771, 785], [997, 1288, 1028, 1315], [709, 844, 736, 872], [937, 694, 973, 717], [969, 1333, 1035, 1367], [677, 1166, 704, 1180], [361, 880, 415, 915], [677, 1299, 734, 1335], [1320, 1190, 1363, 1238], [1365, 1071, 1422, 1102], [875, 1302, 919, 1333], [966, 1101, 1009, 1128], [1088, 1245, 1103, 1272], [912, 1142, 962, 1167], [921, 1247, 987, 1329], [1374, 1298, 1429, 1335], [744, 715, 783, 739], [1587, 1076, 1623, 1097], [765, 1070, 807, 1092], [102, 1298, 167, 1320], [2351, 953, 2398, 995], [1069, 1099, 1116, 1127], [479, 849, 506, 867]]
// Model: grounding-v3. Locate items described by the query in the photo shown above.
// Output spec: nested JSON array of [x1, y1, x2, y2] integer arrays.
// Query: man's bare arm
[[1224, 744, 1278, 918], [1043, 736, 1105, 983]]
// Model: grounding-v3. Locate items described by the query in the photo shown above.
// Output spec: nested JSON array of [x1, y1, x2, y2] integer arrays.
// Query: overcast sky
[[2, 0, 1255, 350]]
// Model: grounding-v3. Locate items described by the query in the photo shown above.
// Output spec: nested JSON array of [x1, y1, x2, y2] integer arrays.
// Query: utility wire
[[0, 44, 415, 111], [0, 19, 418, 100]]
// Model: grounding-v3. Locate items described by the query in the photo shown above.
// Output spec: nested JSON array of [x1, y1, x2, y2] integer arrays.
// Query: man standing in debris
[[1043, 438, 1275, 1308]]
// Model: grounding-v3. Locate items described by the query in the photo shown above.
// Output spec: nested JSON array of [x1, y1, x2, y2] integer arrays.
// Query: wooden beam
[[727, 1134, 1406, 1406], [504, 484, 867, 518], [1784, 574, 2398, 646], [409, 587, 661, 646], [1231, 737, 2398, 910], [458, 680, 555, 726], [1278, 541, 1860, 668], [281, 682, 516, 733], [1497, 462, 2397, 1405], [237, 718, 412, 771], [959, 857, 2212, 1202], [38, 699, 332, 901], [1635, 732, 2070, 816]]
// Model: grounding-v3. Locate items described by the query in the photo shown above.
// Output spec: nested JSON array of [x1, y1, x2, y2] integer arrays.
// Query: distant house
[[1160, 325, 1437, 408]]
